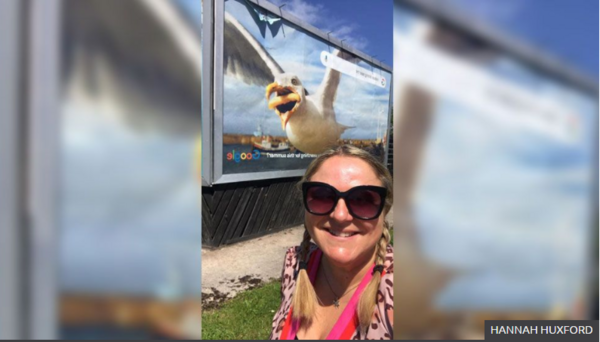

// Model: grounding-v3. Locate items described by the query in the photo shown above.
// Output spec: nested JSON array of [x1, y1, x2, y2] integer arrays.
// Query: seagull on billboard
[[224, 12, 355, 154], [63, 0, 202, 137]]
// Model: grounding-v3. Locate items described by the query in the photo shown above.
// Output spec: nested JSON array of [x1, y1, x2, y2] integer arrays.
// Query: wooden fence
[[202, 177, 304, 247]]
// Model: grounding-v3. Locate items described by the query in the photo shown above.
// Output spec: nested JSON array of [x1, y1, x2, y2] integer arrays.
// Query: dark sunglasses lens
[[306, 186, 336, 214], [348, 189, 382, 219]]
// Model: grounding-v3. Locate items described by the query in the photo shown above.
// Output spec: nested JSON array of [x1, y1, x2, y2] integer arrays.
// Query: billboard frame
[[207, 0, 393, 185], [201, 0, 213, 186]]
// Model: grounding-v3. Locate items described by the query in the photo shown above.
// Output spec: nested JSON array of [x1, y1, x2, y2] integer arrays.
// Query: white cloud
[[271, 0, 324, 26], [331, 23, 369, 51], [270, 0, 369, 52]]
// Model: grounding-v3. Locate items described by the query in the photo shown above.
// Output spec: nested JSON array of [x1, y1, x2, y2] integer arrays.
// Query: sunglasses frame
[[301, 181, 387, 220]]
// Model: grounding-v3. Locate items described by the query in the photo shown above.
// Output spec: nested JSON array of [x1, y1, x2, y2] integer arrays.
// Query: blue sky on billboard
[[446, 0, 598, 80], [269, 0, 393, 66], [263, 0, 597, 80], [60, 103, 202, 295], [177, 0, 202, 24]]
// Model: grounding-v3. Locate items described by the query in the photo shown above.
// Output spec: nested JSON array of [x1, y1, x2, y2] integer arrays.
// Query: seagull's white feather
[[62, 0, 202, 136], [316, 49, 357, 119], [285, 98, 345, 154], [224, 12, 284, 86]]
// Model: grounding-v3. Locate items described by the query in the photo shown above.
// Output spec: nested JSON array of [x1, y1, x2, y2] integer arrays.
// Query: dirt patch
[[238, 275, 263, 287], [201, 287, 229, 310], [202, 275, 269, 310]]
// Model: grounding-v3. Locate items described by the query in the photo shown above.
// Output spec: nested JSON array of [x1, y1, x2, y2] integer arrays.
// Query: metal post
[[0, 0, 27, 337], [202, 0, 214, 186], [27, 0, 62, 338]]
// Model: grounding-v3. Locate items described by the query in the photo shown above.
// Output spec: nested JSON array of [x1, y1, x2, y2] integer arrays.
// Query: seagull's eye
[[291, 79, 299, 85]]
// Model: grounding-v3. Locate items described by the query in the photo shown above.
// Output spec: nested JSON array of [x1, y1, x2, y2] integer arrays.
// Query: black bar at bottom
[[485, 320, 598, 342]]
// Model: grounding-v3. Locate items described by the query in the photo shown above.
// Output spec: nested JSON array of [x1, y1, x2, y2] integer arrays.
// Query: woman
[[270, 145, 393, 340]]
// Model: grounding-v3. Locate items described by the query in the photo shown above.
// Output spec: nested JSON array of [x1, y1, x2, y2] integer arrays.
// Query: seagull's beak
[[265, 82, 302, 131], [279, 112, 289, 130], [265, 82, 278, 100]]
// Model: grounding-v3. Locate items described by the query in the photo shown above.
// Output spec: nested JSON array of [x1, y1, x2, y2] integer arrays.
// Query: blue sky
[[276, 0, 597, 81]]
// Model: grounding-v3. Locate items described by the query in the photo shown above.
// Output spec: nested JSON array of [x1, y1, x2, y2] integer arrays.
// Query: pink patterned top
[[270, 243, 394, 340]]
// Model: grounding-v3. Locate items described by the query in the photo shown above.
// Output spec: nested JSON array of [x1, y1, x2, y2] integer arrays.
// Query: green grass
[[202, 280, 281, 340]]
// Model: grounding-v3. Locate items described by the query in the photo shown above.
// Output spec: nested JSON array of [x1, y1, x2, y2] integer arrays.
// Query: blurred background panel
[[393, 0, 598, 339], [58, 0, 203, 339], [0, 0, 26, 338]]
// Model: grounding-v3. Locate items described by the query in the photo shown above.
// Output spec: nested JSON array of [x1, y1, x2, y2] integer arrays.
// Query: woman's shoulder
[[281, 243, 319, 281], [383, 244, 393, 275], [364, 244, 394, 340], [380, 244, 393, 298], [283, 243, 319, 264]]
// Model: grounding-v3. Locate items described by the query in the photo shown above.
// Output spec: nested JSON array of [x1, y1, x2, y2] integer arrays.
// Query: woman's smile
[[324, 229, 358, 238]]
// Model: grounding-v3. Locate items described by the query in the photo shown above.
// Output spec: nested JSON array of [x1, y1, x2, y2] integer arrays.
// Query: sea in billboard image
[[222, 0, 391, 175]]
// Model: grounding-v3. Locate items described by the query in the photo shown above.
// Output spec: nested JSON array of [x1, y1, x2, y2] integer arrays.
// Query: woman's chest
[[297, 305, 349, 340]]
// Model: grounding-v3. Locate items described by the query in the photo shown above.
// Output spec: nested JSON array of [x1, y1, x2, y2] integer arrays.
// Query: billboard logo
[[226, 149, 261, 163]]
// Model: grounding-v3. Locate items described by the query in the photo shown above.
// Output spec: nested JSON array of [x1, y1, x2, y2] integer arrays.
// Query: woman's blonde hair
[[292, 145, 393, 330]]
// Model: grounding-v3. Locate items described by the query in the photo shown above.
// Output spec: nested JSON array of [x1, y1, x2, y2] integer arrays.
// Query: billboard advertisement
[[218, 0, 392, 179], [59, 0, 203, 338], [394, 0, 597, 338]]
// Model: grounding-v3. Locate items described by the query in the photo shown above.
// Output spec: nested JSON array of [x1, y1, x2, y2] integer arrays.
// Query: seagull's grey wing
[[316, 49, 357, 119], [224, 12, 284, 86], [63, 0, 202, 136]]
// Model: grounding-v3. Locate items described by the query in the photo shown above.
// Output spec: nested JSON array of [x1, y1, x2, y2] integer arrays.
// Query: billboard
[[394, 0, 597, 338], [59, 0, 203, 338], [211, 0, 392, 182]]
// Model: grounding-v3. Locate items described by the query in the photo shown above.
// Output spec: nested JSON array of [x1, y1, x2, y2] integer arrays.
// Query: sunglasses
[[302, 181, 387, 220]]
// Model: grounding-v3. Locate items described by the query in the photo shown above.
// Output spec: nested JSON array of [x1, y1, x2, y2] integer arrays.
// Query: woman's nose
[[330, 198, 353, 222]]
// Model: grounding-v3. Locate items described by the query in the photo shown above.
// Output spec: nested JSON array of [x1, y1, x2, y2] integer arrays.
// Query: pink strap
[[326, 264, 374, 340], [288, 318, 300, 340]]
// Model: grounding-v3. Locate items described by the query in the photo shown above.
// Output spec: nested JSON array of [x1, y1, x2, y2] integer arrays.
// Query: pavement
[[201, 209, 393, 308]]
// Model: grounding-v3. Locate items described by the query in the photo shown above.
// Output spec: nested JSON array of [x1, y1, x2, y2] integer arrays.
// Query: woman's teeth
[[328, 230, 356, 237]]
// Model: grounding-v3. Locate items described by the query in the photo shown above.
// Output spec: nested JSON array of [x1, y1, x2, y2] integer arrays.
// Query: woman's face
[[305, 156, 385, 270]]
